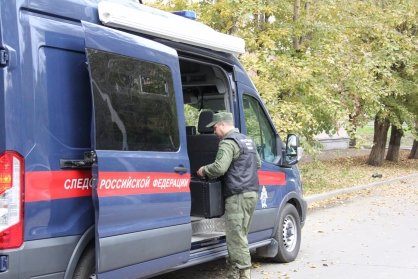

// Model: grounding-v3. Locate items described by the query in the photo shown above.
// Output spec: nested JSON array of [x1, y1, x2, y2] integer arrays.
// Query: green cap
[[206, 112, 234, 128]]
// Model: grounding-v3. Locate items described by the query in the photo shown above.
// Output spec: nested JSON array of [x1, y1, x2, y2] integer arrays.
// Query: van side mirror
[[283, 134, 302, 166]]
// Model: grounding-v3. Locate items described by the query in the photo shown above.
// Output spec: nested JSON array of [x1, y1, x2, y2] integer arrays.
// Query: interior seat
[[187, 111, 220, 175]]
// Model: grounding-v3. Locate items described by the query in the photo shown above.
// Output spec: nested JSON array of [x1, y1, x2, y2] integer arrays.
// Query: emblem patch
[[216, 150, 224, 161], [260, 186, 268, 208]]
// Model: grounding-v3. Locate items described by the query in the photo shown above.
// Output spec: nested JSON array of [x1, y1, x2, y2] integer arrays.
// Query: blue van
[[0, 0, 306, 278]]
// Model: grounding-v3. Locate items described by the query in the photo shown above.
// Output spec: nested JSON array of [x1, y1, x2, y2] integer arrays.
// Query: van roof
[[98, 0, 246, 55]]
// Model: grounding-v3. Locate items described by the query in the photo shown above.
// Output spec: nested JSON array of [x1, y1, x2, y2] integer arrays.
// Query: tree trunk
[[409, 120, 418, 159], [292, 0, 301, 51], [348, 113, 358, 147], [305, 1, 311, 11], [349, 129, 357, 147], [367, 116, 390, 166], [410, 140, 418, 159], [385, 124, 403, 162]]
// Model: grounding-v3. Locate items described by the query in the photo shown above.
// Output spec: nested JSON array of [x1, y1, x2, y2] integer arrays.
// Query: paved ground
[[152, 176, 418, 279], [251, 177, 418, 279]]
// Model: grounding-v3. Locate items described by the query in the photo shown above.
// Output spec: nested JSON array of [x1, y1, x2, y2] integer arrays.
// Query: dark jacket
[[222, 132, 259, 197]]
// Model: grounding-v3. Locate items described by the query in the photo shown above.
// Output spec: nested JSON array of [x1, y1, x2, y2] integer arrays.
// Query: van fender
[[274, 191, 307, 233], [64, 226, 95, 279]]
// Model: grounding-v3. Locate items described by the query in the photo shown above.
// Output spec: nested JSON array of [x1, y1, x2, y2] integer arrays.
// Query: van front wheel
[[73, 244, 96, 279], [273, 203, 301, 263]]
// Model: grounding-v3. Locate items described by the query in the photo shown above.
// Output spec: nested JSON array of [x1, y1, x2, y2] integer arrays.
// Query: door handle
[[60, 151, 96, 169], [174, 166, 188, 174], [60, 159, 92, 169]]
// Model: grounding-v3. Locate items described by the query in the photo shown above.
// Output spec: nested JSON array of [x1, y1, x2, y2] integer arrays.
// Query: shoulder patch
[[216, 150, 225, 161]]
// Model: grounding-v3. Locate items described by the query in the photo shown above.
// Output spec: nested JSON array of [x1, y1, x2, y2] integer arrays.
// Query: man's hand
[[197, 166, 205, 177]]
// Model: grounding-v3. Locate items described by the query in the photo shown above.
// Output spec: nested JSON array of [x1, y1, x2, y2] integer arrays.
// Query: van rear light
[[0, 151, 24, 249]]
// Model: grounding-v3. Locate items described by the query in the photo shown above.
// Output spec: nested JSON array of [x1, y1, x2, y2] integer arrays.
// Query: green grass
[[355, 123, 416, 148], [300, 150, 418, 196]]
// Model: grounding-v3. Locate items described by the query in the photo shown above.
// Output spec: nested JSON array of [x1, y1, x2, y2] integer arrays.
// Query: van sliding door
[[82, 22, 191, 279]]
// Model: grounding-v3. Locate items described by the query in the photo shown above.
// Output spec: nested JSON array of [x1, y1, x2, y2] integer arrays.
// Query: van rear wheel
[[272, 203, 301, 263], [73, 244, 96, 279]]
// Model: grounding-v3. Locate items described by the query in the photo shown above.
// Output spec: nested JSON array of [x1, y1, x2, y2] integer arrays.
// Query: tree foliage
[[148, 0, 418, 156]]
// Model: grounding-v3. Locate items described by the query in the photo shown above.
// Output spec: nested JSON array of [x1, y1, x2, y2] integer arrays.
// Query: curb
[[305, 172, 418, 206]]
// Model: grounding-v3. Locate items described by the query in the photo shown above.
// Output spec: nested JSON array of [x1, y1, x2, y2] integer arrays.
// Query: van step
[[191, 232, 225, 243], [192, 217, 225, 235]]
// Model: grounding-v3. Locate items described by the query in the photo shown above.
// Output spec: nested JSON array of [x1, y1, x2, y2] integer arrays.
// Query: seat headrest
[[198, 111, 214, 134], [186, 126, 196, 135]]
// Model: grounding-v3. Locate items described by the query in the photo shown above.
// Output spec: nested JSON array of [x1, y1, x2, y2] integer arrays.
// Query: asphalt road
[[152, 177, 418, 279]]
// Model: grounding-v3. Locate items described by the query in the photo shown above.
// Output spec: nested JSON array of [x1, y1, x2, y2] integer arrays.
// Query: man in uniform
[[197, 112, 261, 279]]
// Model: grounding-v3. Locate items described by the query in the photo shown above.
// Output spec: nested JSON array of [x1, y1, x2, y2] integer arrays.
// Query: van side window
[[184, 104, 200, 126], [243, 95, 278, 163], [42, 47, 91, 148], [87, 49, 179, 152]]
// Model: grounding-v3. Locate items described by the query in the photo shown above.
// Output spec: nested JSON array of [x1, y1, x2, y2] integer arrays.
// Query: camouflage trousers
[[225, 191, 258, 279]]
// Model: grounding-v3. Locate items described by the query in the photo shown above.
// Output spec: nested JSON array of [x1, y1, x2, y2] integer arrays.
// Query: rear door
[[82, 22, 191, 278]]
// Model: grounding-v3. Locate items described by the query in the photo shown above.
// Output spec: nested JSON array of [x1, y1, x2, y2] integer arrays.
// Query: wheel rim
[[282, 214, 297, 252]]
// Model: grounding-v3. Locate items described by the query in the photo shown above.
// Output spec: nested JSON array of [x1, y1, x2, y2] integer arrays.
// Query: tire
[[73, 244, 96, 279], [272, 203, 301, 263]]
